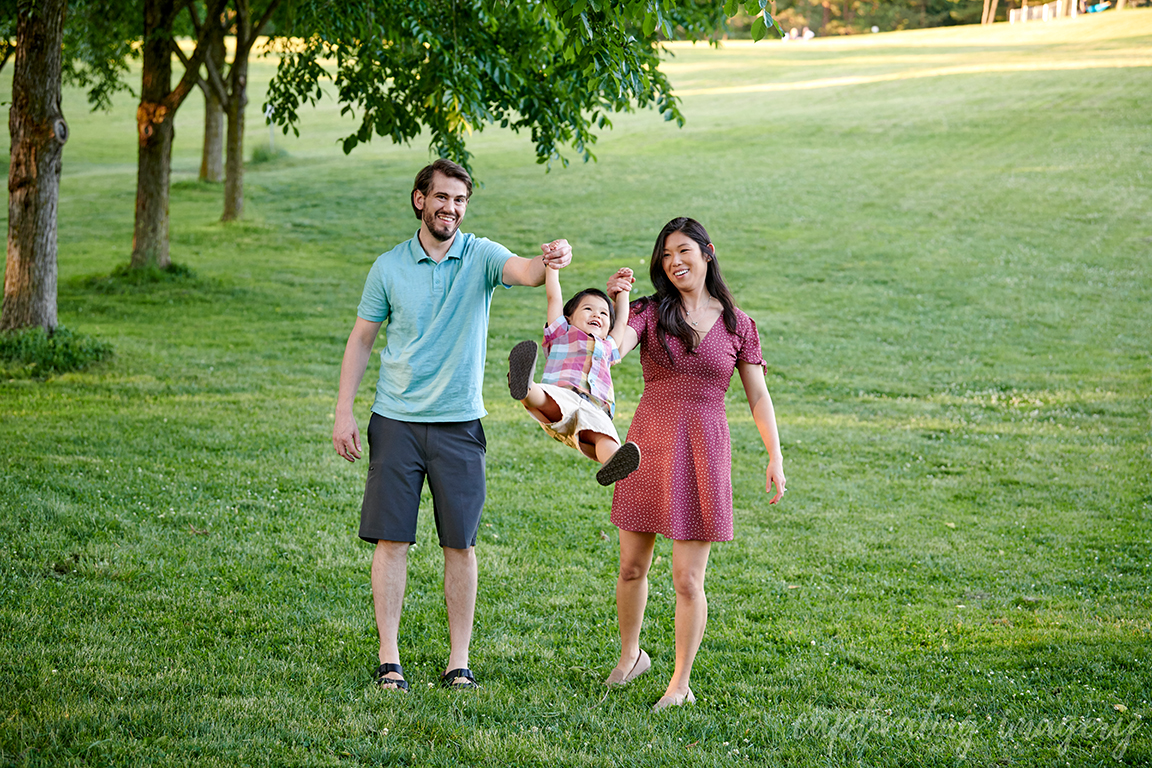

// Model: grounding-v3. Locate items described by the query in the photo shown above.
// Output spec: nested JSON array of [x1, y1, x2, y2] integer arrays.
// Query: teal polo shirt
[[357, 231, 515, 422]]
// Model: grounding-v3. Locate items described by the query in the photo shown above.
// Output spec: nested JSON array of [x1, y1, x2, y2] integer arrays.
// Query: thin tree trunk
[[216, 0, 281, 222], [988, 0, 1000, 22], [199, 35, 225, 183], [222, 59, 248, 221], [131, 0, 176, 269], [982, 0, 992, 23], [129, 0, 227, 270], [3, 0, 68, 332]]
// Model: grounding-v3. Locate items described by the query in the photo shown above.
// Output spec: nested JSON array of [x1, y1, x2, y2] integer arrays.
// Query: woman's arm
[[545, 265, 564, 325], [607, 267, 639, 357], [608, 270, 632, 348], [737, 360, 786, 504]]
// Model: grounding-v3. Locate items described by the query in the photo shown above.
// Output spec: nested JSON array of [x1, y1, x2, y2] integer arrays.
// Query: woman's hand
[[766, 457, 786, 504], [607, 267, 635, 299]]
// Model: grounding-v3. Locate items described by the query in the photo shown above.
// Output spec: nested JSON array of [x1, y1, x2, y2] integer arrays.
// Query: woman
[[604, 217, 786, 711]]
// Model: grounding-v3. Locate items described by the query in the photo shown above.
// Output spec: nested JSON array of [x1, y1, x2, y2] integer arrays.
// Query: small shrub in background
[[0, 326, 113, 378], [249, 142, 289, 165], [82, 262, 197, 294]]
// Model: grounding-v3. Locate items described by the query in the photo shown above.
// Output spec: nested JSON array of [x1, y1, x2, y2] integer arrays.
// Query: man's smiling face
[[415, 172, 469, 242]]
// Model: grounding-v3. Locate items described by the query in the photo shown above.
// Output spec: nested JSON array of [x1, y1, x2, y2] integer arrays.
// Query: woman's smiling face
[[661, 230, 711, 295]]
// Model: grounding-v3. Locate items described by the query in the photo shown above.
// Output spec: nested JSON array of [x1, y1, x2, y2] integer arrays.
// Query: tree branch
[[202, 47, 230, 104], [183, 0, 202, 36], [252, 0, 282, 41], [170, 39, 192, 70], [168, 0, 229, 111]]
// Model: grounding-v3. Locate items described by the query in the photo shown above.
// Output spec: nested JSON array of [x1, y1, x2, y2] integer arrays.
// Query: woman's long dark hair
[[634, 217, 738, 361]]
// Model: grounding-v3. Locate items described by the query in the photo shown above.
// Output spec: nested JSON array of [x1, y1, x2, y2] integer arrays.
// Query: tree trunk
[[3, 0, 68, 333], [988, 0, 1000, 21], [199, 35, 225, 183], [821, 1, 831, 31], [222, 60, 248, 221], [131, 0, 177, 269]]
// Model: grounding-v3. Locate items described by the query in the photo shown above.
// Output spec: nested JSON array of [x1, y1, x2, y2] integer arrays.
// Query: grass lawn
[[2, 11, 1150, 766]]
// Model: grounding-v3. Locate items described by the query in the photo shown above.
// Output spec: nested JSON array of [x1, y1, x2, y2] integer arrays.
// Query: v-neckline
[[687, 311, 722, 350]]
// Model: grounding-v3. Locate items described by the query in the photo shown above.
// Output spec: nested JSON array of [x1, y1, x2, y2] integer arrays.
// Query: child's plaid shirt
[[540, 316, 621, 417]]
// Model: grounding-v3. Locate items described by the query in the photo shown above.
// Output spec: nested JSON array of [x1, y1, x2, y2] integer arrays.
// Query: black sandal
[[596, 441, 641, 486], [440, 667, 479, 689], [374, 662, 410, 692], [507, 340, 538, 401]]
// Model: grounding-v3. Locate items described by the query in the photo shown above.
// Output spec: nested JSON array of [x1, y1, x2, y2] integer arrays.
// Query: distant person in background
[[332, 158, 572, 692], [601, 217, 786, 711], [802, 26, 815, 40]]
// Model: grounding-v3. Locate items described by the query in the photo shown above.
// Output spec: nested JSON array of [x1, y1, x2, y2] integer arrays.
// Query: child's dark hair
[[563, 288, 615, 327]]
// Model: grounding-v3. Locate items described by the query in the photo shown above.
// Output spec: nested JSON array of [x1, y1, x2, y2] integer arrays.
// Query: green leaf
[[723, 0, 739, 17], [764, 12, 786, 39], [643, 12, 657, 36], [751, 14, 766, 42]]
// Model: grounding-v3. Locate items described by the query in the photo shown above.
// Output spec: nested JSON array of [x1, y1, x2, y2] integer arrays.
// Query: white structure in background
[[1010, 0, 1079, 22], [265, 105, 275, 152]]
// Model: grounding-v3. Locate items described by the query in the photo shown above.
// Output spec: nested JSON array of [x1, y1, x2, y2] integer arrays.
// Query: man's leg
[[426, 419, 486, 685], [443, 545, 477, 681], [372, 540, 411, 685], [359, 415, 426, 688]]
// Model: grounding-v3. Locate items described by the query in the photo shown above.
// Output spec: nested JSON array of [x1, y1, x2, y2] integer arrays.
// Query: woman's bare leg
[[663, 539, 712, 700], [611, 530, 657, 677]]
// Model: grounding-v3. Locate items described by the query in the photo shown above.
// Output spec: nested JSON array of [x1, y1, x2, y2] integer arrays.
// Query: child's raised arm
[[545, 264, 565, 326], [608, 267, 633, 347]]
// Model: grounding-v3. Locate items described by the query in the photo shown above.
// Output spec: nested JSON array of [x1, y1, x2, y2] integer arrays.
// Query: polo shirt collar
[[411, 230, 465, 263]]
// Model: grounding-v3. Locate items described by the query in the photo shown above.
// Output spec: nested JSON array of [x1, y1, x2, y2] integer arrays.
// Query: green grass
[[2, 12, 1150, 766]]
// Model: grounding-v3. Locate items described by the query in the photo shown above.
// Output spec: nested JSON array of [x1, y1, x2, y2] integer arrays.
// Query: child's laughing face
[[569, 295, 612, 339]]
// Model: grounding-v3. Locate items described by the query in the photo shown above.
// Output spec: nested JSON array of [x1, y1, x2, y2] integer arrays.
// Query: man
[[331, 159, 570, 690]]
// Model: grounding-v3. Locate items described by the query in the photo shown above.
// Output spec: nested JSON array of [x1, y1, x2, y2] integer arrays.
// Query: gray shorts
[[359, 414, 486, 549]]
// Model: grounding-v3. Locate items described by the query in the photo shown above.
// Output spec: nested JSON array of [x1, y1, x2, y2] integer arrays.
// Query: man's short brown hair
[[411, 159, 473, 219]]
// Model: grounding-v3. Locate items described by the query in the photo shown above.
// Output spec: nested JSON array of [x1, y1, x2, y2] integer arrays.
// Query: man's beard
[[423, 208, 459, 242]]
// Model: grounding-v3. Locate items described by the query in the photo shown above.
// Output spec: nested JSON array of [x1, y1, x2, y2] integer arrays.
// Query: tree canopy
[[265, 1, 783, 170]]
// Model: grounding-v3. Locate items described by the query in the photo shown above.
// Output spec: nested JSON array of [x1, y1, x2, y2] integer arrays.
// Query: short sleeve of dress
[[626, 297, 652, 339], [736, 312, 767, 374]]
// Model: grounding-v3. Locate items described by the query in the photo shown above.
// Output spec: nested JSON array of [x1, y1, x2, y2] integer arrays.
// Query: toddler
[[507, 266, 640, 485]]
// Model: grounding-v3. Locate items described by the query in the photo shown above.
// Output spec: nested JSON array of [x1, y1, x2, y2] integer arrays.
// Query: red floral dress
[[611, 300, 766, 541]]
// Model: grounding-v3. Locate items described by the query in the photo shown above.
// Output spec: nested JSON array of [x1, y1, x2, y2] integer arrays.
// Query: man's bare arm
[[333, 317, 383, 462]]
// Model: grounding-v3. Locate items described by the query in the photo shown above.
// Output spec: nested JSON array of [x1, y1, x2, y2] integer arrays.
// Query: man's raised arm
[[501, 239, 573, 286]]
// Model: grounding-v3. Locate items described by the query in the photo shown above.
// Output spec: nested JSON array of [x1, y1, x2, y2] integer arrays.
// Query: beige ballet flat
[[604, 649, 651, 686], [652, 688, 695, 712]]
